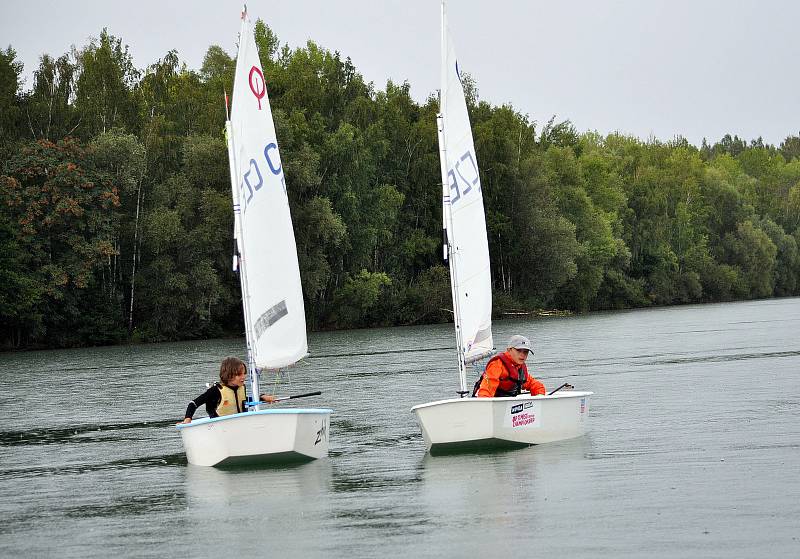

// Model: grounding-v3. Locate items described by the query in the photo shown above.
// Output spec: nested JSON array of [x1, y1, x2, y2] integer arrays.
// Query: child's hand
[[260, 394, 276, 403], [178, 417, 192, 425]]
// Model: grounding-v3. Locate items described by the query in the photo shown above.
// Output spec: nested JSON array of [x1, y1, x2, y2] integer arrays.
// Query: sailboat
[[177, 8, 331, 467], [411, 1, 592, 454]]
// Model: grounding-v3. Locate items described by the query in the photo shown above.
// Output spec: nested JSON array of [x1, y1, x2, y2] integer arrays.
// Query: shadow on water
[[556, 348, 800, 369], [309, 346, 451, 360], [215, 453, 315, 469], [544, 348, 800, 383], [0, 453, 188, 481], [371, 432, 420, 448], [186, 456, 333, 479], [323, 367, 427, 379], [331, 417, 368, 435], [329, 462, 424, 493], [0, 418, 179, 447], [27, 345, 452, 375], [428, 440, 531, 457], [420, 435, 593, 466], [64, 492, 187, 518], [330, 504, 430, 533], [641, 349, 800, 366]]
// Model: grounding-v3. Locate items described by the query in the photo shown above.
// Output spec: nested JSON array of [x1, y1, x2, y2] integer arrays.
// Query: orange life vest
[[471, 352, 529, 397]]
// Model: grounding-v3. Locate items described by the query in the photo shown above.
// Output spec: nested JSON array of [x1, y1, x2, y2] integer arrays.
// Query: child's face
[[231, 366, 247, 387]]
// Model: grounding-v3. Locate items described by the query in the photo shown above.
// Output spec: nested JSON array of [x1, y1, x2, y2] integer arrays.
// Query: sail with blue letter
[[438, 1, 494, 388], [226, 11, 307, 371]]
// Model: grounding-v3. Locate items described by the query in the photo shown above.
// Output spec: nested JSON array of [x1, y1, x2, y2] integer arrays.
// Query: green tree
[[134, 135, 237, 341], [721, 220, 777, 298], [758, 218, 800, 296], [0, 138, 124, 346], [329, 270, 392, 328], [89, 129, 146, 331], [294, 195, 346, 327], [22, 53, 79, 140], [0, 217, 43, 348], [779, 134, 800, 162], [74, 29, 140, 137], [0, 46, 23, 144], [399, 264, 452, 325]]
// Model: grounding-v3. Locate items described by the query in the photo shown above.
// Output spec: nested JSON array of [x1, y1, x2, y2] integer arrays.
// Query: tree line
[[1, 23, 799, 349]]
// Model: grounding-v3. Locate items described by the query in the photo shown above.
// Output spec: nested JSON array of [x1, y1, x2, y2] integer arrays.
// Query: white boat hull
[[176, 409, 331, 467], [412, 392, 592, 454]]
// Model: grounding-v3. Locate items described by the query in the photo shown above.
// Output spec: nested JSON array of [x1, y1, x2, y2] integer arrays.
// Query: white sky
[[2, 0, 798, 146]]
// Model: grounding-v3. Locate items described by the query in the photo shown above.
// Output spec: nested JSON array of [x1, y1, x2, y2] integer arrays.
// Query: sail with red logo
[[228, 9, 306, 373], [177, 7, 331, 467]]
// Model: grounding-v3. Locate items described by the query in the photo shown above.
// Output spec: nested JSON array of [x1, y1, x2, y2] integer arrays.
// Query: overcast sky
[[2, 0, 798, 146]]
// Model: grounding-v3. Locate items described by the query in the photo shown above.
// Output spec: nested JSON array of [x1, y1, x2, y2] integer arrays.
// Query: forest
[[1, 22, 799, 350]]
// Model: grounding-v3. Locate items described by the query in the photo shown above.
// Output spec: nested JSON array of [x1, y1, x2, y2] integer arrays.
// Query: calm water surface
[[1, 298, 799, 557]]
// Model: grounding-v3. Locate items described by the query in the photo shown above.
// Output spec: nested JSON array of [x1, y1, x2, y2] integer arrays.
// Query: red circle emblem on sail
[[249, 66, 266, 109]]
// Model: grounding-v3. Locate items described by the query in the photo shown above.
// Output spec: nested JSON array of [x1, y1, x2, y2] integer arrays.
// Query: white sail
[[177, 9, 330, 468], [228, 13, 307, 370], [439, 2, 493, 369], [411, 3, 591, 456]]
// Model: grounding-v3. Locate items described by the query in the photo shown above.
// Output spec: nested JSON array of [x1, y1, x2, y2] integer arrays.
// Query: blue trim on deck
[[176, 408, 333, 430]]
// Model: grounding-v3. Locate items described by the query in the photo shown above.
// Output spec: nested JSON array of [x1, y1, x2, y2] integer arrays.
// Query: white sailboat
[[177, 8, 331, 467], [411, 1, 592, 454]]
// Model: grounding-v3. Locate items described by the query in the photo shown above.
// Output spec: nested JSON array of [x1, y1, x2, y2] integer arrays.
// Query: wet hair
[[220, 356, 246, 384]]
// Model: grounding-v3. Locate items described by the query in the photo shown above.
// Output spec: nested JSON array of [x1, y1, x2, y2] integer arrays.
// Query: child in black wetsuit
[[180, 356, 275, 423]]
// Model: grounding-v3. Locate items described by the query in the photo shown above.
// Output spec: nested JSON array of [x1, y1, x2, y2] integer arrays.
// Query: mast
[[226, 119, 260, 405], [226, 5, 308, 404], [438, 0, 469, 395], [226, 8, 260, 405]]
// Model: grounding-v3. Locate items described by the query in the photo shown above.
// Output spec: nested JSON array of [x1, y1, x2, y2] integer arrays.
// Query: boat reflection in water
[[185, 458, 334, 510]]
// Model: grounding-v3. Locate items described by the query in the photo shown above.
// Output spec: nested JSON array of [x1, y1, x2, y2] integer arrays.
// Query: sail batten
[[227, 14, 307, 371]]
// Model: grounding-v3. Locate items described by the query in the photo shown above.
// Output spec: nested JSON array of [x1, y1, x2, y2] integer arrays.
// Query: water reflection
[[180, 460, 335, 557], [185, 458, 334, 507], [1, 298, 798, 558], [413, 440, 596, 555]]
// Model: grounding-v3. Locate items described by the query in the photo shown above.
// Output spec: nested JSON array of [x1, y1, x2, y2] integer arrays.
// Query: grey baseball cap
[[507, 334, 533, 352]]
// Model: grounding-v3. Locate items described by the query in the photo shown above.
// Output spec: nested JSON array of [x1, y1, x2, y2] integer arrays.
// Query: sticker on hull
[[504, 401, 542, 429], [315, 420, 328, 445]]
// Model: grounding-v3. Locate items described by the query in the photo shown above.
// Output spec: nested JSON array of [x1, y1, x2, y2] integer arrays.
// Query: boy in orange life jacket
[[180, 357, 277, 424], [473, 335, 546, 398]]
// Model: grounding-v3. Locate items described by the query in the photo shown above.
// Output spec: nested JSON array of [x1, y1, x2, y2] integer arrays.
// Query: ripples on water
[[1, 298, 799, 557]]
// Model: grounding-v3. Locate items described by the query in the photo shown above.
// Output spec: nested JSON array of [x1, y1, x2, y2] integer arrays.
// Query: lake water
[[1, 298, 799, 557]]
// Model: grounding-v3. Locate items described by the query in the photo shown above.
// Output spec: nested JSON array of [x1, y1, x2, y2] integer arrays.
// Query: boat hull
[[411, 392, 592, 454], [176, 408, 331, 467]]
